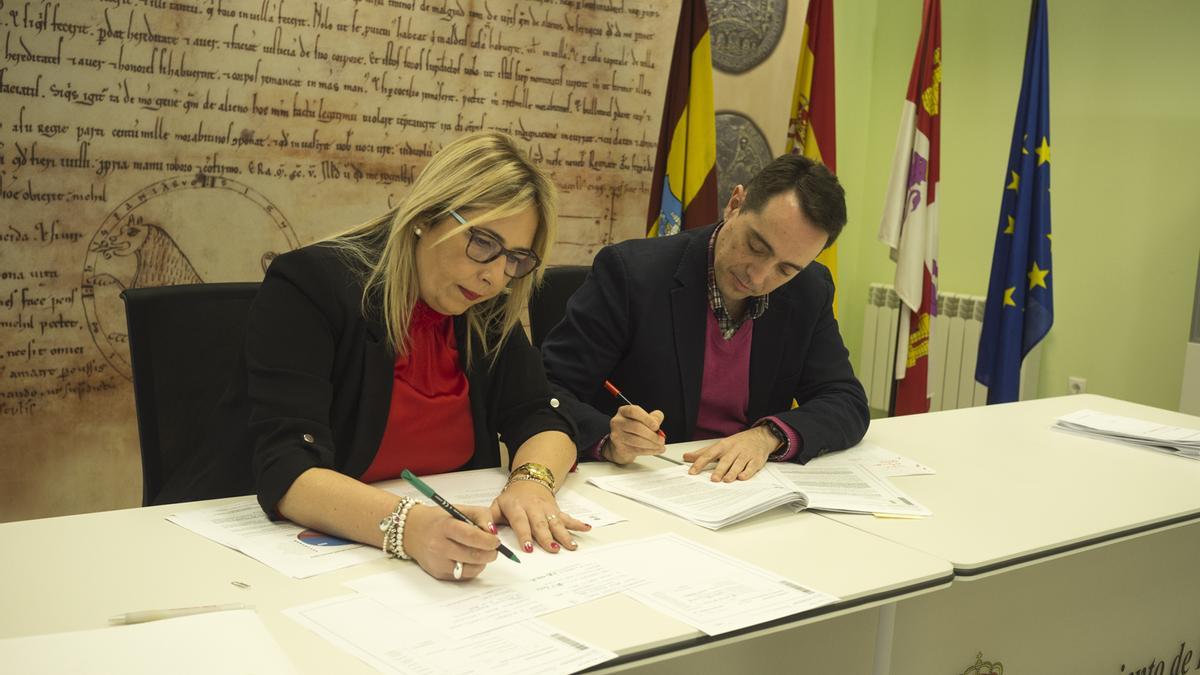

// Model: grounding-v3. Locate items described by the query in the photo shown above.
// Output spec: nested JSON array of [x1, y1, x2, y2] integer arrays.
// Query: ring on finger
[[546, 514, 558, 522], [452, 561, 463, 580]]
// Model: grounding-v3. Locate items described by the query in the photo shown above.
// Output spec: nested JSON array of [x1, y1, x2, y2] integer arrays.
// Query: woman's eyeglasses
[[450, 211, 541, 279]]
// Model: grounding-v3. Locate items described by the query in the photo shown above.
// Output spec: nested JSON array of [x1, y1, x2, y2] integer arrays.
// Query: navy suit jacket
[[541, 223, 868, 462]]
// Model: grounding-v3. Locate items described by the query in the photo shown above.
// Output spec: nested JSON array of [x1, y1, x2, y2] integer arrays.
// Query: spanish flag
[[786, 0, 839, 315], [878, 0, 941, 416], [647, 1, 718, 237]]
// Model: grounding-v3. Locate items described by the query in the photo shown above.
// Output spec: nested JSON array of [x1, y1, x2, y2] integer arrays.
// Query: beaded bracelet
[[378, 497, 417, 560]]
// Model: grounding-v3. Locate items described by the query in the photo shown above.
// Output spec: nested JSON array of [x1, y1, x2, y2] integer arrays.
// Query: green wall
[[832, 0, 1200, 411]]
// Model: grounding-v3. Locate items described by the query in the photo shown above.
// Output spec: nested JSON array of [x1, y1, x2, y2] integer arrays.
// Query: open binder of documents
[[588, 465, 803, 530], [588, 463, 930, 530], [1055, 409, 1200, 460]]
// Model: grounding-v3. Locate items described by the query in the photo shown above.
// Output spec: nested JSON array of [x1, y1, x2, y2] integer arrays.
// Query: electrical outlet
[[1068, 376, 1087, 394]]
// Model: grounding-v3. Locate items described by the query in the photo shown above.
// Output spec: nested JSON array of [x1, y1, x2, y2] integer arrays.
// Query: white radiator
[[858, 284, 1040, 414]]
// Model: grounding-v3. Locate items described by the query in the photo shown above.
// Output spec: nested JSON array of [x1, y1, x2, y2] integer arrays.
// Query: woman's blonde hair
[[326, 131, 558, 365]]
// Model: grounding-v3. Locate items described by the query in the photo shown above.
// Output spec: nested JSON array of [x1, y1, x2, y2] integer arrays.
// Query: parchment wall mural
[[0, 0, 679, 521]]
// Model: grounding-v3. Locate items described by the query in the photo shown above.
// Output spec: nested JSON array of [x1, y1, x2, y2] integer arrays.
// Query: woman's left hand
[[491, 480, 591, 554]]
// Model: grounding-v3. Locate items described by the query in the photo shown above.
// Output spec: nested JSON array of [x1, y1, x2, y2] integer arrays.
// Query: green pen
[[401, 469, 521, 563]]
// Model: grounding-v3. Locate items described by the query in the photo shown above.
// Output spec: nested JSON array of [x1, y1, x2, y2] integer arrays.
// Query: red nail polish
[[550, 542, 560, 550], [523, 542, 534, 553], [488, 523, 497, 534]]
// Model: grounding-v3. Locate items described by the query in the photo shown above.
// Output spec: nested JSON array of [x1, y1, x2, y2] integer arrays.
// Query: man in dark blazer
[[541, 154, 869, 481]]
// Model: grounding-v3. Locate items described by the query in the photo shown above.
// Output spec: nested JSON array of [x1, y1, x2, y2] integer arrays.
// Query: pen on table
[[603, 380, 667, 440], [400, 469, 521, 564], [108, 602, 251, 625]]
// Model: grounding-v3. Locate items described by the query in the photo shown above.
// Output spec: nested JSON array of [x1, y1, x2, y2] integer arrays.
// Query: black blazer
[[157, 243, 572, 515], [541, 223, 868, 462]]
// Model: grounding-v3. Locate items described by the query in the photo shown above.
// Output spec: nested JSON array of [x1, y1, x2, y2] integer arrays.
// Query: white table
[[0, 460, 952, 674], [818, 394, 1200, 674]]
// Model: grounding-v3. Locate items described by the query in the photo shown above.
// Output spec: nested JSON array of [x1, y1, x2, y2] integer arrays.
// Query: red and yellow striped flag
[[785, 0, 839, 315], [647, 1, 718, 237]]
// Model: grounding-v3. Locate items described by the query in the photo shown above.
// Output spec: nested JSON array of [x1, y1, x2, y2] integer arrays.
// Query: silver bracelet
[[378, 497, 417, 560]]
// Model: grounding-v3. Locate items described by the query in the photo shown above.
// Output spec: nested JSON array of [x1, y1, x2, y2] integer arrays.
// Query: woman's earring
[[414, 227, 423, 237]]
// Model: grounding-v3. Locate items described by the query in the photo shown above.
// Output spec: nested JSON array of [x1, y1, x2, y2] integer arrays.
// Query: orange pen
[[603, 380, 667, 440]]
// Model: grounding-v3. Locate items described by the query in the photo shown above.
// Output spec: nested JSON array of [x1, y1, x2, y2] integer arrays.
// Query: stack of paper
[[1055, 409, 1200, 460], [587, 465, 806, 529]]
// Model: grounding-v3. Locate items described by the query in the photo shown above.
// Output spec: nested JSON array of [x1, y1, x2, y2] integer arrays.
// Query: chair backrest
[[528, 265, 590, 349], [121, 283, 260, 506]]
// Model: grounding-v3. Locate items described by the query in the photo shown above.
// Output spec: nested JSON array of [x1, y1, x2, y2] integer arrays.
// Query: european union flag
[[976, 0, 1052, 404]]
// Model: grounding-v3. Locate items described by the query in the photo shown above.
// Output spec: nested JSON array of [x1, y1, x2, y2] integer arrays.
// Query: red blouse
[[360, 301, 474, 482]]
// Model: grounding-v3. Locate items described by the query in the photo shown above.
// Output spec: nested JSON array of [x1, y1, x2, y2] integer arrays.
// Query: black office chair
[[121, 283, 260, 506], [528, 265, 590, 349]]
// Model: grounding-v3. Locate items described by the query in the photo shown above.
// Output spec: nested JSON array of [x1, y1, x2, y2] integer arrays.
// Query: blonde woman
[[159, 132, 588, 580]]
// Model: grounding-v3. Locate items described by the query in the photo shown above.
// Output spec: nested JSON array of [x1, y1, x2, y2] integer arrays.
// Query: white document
[[1055, 409, 1200, 459], [590, 534, 838, 636], [587, 464, 806, 529], [0, 609, 298, 675], [805, 441, 936, 477], [347, 551, 647, 637], [286, 594, 616, 675], [775, 464, 932, 517], [380, 468, 626, 528], [167, 497, 386, 578]]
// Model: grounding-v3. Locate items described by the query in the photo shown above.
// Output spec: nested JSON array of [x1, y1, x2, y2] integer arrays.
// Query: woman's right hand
[[401, 504, 500, 581]]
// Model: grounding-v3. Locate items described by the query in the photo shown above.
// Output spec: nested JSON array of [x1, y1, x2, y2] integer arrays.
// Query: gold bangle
[[507, 462, 556, 493]]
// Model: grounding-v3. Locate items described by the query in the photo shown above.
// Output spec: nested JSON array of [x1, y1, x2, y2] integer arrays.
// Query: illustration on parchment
[[82, 174, 299, 380]]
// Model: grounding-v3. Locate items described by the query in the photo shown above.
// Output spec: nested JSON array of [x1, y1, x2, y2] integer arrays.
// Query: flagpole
[[887, 306, 903, 417]]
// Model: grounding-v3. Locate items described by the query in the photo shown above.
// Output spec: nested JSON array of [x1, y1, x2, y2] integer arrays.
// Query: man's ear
[[724, 185, 746, 220]]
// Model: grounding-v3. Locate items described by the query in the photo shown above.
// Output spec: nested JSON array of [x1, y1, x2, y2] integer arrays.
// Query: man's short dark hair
[[741, 154, 847, 248]]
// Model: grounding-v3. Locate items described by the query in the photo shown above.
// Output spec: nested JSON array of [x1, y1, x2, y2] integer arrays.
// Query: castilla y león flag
[[878, 0, 941, 416]]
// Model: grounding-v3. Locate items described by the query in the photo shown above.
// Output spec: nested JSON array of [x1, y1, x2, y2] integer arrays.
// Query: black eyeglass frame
[[450, 210, 542, 279]]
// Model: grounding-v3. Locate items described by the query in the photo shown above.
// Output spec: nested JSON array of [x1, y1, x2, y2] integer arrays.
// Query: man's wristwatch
[[759, 420, 789, 459]]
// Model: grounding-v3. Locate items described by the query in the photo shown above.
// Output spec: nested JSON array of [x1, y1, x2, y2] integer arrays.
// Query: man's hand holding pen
[[603, 404, 667, 464]]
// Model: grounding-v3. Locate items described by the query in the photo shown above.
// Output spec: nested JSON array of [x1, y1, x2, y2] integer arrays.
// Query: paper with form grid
[[340, 533, 836, 640], [286, 594, 615, 675]]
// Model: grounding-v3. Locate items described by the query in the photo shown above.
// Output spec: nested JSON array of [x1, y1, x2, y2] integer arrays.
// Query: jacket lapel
[[347, 309, 394, 477], [748, 291, 791, 420], [671, 229, 713, 436]]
